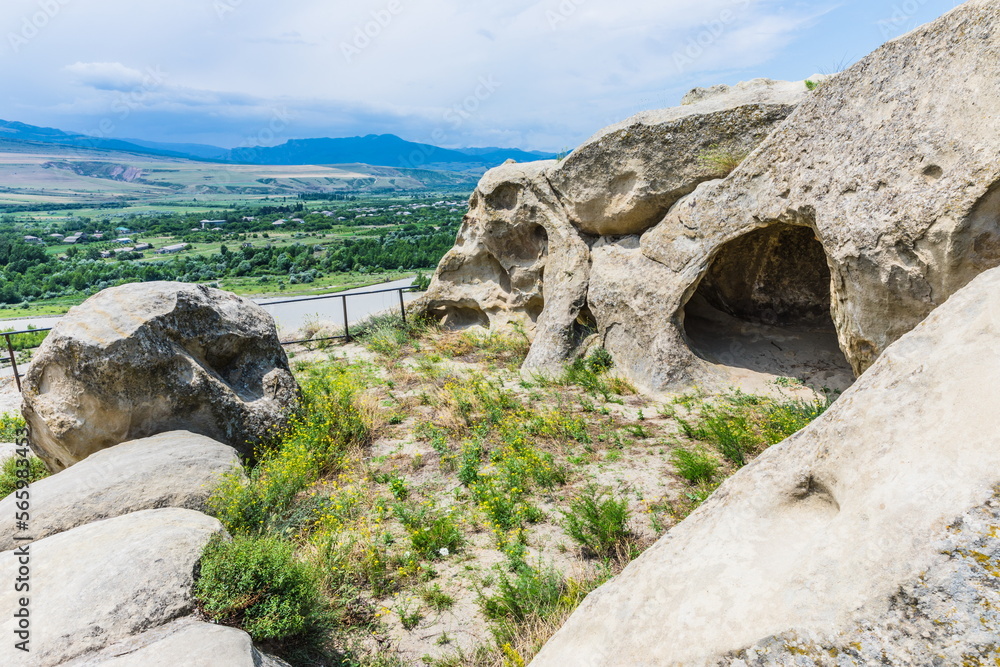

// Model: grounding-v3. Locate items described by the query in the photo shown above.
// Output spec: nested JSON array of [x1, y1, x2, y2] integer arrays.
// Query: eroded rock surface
[[549, 78, 806, 236], [0, 508, 225, 667], [414, 80, 808, 377], [419, 1, 1000, 394], [22, 281, 298, 470], [0, 430, 241, 550], [63, 618, 291, 667], [531, 265, 1000, 665]]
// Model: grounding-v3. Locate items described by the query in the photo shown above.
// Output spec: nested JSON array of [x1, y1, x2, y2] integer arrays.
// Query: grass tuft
[[561, 485, 633, 560]]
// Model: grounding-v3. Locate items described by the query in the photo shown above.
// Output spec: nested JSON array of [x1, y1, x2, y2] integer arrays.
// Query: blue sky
[[0, 0, 963, 152]]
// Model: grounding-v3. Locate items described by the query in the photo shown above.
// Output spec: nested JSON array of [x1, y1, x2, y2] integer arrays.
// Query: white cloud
[[0, 0, 958, 150], [64, 62, 148, 92]]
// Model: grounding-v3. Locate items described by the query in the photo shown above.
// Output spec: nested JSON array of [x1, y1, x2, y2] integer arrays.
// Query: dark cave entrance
[[681, 223, 854, 390]]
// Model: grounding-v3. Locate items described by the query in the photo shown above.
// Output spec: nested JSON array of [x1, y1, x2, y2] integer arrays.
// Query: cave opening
[[681, 223, 854, 390]]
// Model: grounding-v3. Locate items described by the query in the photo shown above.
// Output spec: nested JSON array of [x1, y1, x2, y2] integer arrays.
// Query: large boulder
[[531, 266, 1000, 665], [548, 78, 807, 236], [63, 618, 290, 667], [419, 1, 1000, 394], [0, 430, 242, 550], [0, 508, 225, 667], [21, 282, 299, 470]]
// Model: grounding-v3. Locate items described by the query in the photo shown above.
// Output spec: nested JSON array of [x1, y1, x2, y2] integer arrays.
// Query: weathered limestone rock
[[0, 431, 241, 550], [63, 618, 291, 667], [22, 282, 299, 471], [548, 78, 807, 236], [0, 508, 225, 667], [531, 265, 1000, 665], [420, 1, 1000, 394], [414, 161, 593, 373], [630, 0, 1000, 389], [417, 80, 808, 376]]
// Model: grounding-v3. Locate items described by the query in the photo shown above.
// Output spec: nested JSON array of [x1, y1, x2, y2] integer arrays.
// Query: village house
[[154, 243, 189, 255]]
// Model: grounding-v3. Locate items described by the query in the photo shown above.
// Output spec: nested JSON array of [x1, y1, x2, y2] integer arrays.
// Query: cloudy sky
[[0, 0, 962, 152]]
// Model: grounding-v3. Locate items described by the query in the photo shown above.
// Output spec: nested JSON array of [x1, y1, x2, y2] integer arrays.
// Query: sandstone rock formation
[[21, 281, 299, 470], [548, 78, 807, 237], [63, 618, 291, 667], [418, 0, 1000, 393], [414, 78, 807, 376], [0, 508, 225, 667], [0, 430, 242, 550], [531, 265, 1000, 665]]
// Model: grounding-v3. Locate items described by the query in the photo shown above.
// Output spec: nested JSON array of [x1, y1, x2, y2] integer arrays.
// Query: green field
[[0, 189, 465, 318], [0, 141, 478, 211]]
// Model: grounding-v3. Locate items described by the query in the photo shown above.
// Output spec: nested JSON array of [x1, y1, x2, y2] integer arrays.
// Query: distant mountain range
[[0, 119, 555, 173]]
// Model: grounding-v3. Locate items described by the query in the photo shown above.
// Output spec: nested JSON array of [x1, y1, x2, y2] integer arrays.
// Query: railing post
[[342, 296, 350, 342], [5, 334, 21, 393], [399, 288, 406, 324]]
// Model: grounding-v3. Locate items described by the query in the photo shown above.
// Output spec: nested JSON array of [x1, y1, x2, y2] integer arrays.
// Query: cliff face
[[417, 0, 1000, 395]]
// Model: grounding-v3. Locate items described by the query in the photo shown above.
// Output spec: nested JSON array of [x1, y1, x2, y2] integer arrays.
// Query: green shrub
[[207, 362, 372, 535], [670, 446, 718, 484], [412, 272, 431, 291], [561, 357, 636, 401], [479, 561, 565, 624], [194, 535, 330, 644], [561, 485, 632, 559], [0, 413, 26, 442], [475, 561, 605, 665], [0, 455, 49, 499], [394, 504, 464, 560], [586, 348, 613, 373], [355, 312, 433, 358]]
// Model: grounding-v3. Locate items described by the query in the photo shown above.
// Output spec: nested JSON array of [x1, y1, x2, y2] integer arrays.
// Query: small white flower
[[439, 547, 450, 557]]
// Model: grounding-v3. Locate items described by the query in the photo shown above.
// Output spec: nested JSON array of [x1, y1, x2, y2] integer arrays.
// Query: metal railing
[[266, 284, 418, 345], [2, 329, 52, 393], [1, 284, 420, 393]]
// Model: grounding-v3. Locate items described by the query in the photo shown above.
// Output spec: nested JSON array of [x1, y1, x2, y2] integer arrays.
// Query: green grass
[[355, 312, 436, 358], [551, 351, 637, 402], [670, 446, 719, 485], [673, 389, 832, 468], [394, 502, 465, 560], [561, 485, 633, 560], [420, 584, 455, 612], [461, 561, 608, 667], [697, 144, 750, 177]]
